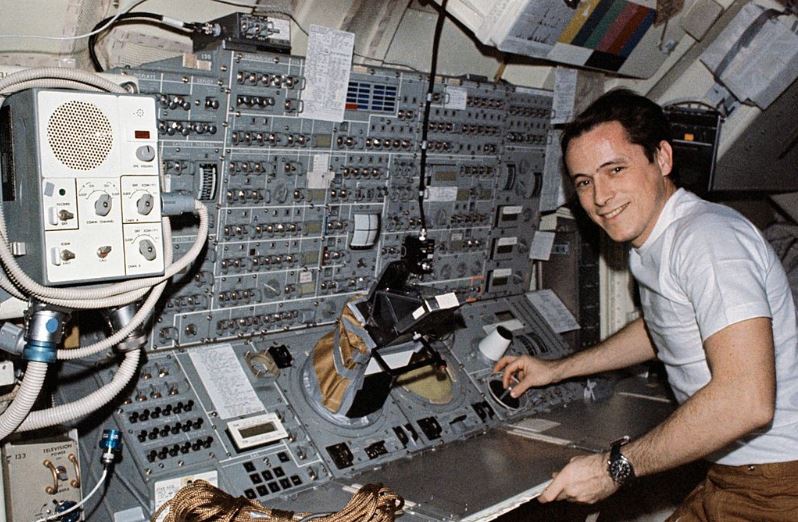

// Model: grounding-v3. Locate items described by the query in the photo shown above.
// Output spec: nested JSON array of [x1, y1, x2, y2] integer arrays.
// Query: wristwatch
[[607, 435, 636, 486]]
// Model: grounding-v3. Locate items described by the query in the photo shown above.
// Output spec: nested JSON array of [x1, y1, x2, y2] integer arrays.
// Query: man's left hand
[[538, 453, 619, 504]]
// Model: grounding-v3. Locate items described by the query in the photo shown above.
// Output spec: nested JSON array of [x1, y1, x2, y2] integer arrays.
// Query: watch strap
[[608, 435, 635, 486]]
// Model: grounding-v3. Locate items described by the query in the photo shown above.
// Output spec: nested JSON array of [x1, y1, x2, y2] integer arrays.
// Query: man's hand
[[493, 355, 559, 397], [538, 453, 619, 504], [492, 318, 655, 399]]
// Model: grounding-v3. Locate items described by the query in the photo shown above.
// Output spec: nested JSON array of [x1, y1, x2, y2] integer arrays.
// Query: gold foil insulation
[[312, 304, 371, 413]]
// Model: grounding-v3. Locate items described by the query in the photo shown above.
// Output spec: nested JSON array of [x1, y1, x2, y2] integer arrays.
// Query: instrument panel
[[51, 46, 602, 520]]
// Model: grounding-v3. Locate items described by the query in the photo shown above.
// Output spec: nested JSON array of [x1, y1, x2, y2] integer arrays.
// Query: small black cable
[[268, 11, 309, 37], [417, 0, 449, 238], [352, 52, 423, 73]]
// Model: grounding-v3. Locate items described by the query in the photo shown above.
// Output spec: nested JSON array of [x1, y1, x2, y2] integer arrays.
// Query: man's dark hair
[[560, 88, 673, 164]]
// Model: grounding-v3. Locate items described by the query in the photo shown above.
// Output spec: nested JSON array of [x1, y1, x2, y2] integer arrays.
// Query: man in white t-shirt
[[496, 89, 798, 520]]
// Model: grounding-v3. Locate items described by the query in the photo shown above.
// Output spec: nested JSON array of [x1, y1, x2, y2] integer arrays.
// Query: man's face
[[565, 121, 675, 248]]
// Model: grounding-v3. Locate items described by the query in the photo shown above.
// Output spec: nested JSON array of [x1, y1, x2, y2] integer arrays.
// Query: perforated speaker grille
[[47, 100, 113, 170]]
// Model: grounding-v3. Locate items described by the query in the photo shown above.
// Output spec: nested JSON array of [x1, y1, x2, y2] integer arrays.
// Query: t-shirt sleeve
[[671, 217, 773, 341]]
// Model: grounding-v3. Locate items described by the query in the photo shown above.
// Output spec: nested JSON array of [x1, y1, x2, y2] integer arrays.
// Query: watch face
[[609, 457, 633, 485]]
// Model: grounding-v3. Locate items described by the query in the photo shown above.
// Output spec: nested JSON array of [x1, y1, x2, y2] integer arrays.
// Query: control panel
[[46, 45, 603, 521], [71, 294, 593, 517], [0, 90, 164, 285], [108, 47, 550, 351], [2, 432, 83, 521]]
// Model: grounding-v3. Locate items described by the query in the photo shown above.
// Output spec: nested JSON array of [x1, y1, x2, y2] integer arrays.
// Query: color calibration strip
[[555, 0, 656, 71]]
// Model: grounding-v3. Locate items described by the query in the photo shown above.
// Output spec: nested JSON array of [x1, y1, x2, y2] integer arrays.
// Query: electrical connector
[[102, 303, 149, 352], [160, 191, 197, 216], [100, 428, 122, 466], [194, 22, 222, 37], [22, 302, 70, 363], [191, 13, 291, 54]]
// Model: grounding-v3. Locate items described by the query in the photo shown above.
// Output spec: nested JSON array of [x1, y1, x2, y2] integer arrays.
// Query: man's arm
[[495, 317, 656, 396], [538, 316, 776, 504], [624, 316, 776, 474]]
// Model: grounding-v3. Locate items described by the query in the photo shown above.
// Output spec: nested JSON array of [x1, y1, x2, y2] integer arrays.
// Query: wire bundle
[[150, 480, 404, 522]]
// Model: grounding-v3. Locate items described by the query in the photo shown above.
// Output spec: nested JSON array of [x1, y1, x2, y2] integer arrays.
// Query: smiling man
[[496, 89, 798, 520]]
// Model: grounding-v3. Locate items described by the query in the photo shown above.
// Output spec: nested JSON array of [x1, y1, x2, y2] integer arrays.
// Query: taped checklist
[[444, 86, 468, 110], [529, 230, 556, 260], [302, 25, 355, 122], [551, 67, 578, 124], [189, 344, 263, 419], [308, 153, 334, 189], [526, 289, 580, 333]]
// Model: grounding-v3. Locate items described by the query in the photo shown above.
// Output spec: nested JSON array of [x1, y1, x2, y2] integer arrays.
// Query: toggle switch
[[48, 208, 76, 226]]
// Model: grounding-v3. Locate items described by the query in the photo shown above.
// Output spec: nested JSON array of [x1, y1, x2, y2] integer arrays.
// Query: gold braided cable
[[311, 484, 405, 522], [149, 480, 302, 522], [149, 480, 404, 522]]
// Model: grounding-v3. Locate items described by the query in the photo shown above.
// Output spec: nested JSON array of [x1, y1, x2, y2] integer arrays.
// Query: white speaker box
[[0, 89, 164, 285]]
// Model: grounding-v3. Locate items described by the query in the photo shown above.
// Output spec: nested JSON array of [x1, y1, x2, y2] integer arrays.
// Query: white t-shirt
[[629, 189, 798, 465]]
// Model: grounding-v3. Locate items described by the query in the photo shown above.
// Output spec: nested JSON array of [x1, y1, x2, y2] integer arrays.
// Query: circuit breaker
[[0, 89, 164, 286]]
